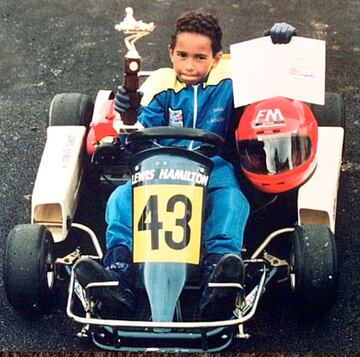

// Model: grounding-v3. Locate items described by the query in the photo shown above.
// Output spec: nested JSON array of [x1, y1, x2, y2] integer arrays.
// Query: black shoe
[[74, 257, 136, 319], [199, 254, 245, 321]]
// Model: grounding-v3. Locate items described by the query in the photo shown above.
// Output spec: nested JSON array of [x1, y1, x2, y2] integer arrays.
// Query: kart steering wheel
[[125, 127, 225, 156]]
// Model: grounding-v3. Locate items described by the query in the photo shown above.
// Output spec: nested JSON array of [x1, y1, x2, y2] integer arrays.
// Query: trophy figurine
[[115, 7, 155, 125]]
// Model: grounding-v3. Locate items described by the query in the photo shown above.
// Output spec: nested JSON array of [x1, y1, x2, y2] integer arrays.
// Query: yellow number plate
[[133, 184, 204, 264]]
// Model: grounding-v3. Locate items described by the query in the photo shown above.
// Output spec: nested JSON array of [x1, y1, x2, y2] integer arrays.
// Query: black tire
[[310, 92, 346, 161], [289, 224, 339, 314], [3, 224, 56, 316], [49, 92, 94, 127], [310, 92, 345, 128]]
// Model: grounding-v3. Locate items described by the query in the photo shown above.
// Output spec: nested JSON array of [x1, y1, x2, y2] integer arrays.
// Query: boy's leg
[[199, 253, 245, 321], [105, 181, 133, 252], [203, 156, 250, 254], [75, 182, 136, 319], [74, 253, 136, 319], [200, 157, 249, 320]]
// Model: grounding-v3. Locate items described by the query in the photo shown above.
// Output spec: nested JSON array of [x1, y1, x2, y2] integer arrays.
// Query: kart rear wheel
[[310, 92, 345, 128], [49, 92, 94, 127], [3, 224, 56, 316], [289, 224, 338, 314]]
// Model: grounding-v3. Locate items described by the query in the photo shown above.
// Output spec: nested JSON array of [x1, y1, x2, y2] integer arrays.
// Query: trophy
[[115, 7, 155, 125]]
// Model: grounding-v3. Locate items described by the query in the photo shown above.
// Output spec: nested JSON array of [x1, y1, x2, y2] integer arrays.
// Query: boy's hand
[[114, 85, 131, 114], [264, 22, 297, 44]]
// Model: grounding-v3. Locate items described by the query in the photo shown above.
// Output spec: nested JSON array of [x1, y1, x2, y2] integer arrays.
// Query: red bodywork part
[[86, 99, 118, 155]]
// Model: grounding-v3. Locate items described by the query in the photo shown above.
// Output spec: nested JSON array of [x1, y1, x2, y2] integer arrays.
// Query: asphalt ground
[[0, 0, 359, 353]]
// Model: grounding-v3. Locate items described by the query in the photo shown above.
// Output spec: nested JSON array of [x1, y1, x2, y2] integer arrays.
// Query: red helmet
[[235, 97, 318, 193]]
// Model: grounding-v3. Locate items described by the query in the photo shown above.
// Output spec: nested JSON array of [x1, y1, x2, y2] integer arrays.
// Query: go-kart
[[3, 87, 344, 352], [2, 8, 345, 352]]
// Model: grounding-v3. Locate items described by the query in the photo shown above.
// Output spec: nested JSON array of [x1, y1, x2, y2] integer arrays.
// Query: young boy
[[75, 10, 296, 321]]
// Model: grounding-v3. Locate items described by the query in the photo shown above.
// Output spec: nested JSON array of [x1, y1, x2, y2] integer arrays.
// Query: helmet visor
[[238, 135, 312, 175]]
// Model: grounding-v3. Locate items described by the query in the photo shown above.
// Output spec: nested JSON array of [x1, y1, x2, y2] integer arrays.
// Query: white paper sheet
[[230, 36, 326, 107]]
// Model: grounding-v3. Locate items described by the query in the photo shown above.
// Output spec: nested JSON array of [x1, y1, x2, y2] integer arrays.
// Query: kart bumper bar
[[91, 324, 234, 352], [67, 262, 266, 329], [66, 260, 269, 351]]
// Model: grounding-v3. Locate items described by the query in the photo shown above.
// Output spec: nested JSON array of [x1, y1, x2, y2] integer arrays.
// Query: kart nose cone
[[140, 262, 190, 332]]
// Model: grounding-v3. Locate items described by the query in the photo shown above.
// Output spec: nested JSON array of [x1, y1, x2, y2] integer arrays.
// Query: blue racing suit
[[106, 58, 249, 256]]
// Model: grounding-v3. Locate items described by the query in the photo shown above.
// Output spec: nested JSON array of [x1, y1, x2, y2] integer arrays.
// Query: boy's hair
[[169, 10, 223, 55]]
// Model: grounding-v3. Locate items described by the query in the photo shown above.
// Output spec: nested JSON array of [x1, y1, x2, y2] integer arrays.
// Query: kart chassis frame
[[62, 222, 292, 352]]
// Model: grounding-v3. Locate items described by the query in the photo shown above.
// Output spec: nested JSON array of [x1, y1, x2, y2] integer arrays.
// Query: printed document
[[230, 36, 326, 107]]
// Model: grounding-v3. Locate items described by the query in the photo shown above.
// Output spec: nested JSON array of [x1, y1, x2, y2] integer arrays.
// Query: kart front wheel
[[49, 92, 94, 127], [289, 224, 338, 314], [3, 224, 56, 316]]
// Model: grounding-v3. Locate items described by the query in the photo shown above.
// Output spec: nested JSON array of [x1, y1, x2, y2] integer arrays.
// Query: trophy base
[[113, 115, 144, 134]]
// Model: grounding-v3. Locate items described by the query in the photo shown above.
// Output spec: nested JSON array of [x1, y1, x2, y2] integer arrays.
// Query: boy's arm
[[138, 93, 168, 128], [115, 68, 177, 128]]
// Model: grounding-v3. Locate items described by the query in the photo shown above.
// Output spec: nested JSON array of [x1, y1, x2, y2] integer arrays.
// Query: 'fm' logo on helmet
[[253, 108, 285, 128]]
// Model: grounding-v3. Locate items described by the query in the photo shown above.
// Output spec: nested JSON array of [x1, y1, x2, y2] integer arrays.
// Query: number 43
[[137, 194, 192, 250]]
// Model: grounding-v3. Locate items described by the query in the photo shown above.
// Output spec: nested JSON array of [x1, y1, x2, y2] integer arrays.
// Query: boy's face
[[169, 32, 222, 85]]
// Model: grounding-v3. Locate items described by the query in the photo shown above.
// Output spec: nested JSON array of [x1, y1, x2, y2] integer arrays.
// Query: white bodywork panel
[[297, 127, 344, 233], [31, 126, 86, 242], [92, 89, 113, 122]]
